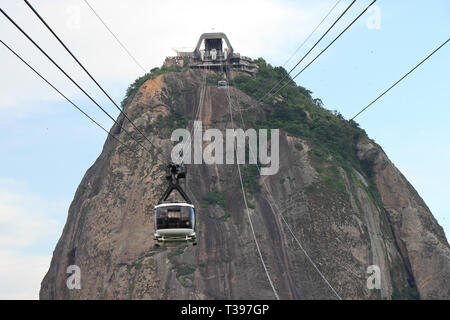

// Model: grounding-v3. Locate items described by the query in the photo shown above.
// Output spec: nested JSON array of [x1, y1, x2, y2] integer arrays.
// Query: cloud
[[0, 249, 51, 299], [0, 179, 65, 299], [0, 195, 59, 247], [0, 0, 375, 299], [0, 0, 333, 109], [0, 180, 62, 248]]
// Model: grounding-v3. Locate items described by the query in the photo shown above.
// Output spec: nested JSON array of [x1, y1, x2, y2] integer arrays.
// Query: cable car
[[154, 163, 197, 245], [218, 80, 227, 88]]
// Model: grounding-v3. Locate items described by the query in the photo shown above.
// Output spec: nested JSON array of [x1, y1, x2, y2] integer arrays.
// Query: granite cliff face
[[40, 68, 449, 300]]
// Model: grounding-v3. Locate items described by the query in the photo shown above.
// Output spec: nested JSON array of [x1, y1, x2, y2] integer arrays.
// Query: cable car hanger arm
[[157, 163, 192, 204]]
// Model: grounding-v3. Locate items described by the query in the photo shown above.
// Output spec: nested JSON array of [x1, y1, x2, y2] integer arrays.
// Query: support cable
[[267, 0, 377, 103], [349, 37, 450, 121], [230, 89, 342, 300], [1, 8, 162, 163], [0, 39, 146, 161], [23, 0, 169, 163], [225, 87, 280, 300], [282, 0, 343, 68], [82, 0, 147, 73], [257, 0, 357, 104]]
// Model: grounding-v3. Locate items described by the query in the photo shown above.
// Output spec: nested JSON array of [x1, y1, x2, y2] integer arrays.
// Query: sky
[[0, 0, 449, 299]]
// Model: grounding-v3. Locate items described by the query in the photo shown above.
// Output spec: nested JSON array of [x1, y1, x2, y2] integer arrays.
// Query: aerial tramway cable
[[1, 9, 164, 161], [229, 89, 342, 299], [0, 39, 147, 162], [282, 0, 343, 68], [153, 64, 207, 246], [234, 0, 374, 113], [349, 37, 450, 121], [220, 2, 377, 297], [153, 66, 207, 244], [257, 0, 357, 104], [225, 85, 280, 300], [176, 65, 207, 165], [1, 8, 174, 166], [82, 0, 147, 73], [23, 0, 170, 163], [265, 0, 377, 104]]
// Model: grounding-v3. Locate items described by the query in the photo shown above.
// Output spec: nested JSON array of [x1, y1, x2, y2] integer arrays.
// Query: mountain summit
[[39, 42, 449, 299]]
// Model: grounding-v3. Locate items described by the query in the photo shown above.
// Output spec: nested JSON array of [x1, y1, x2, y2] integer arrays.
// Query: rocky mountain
[[39, 60, 449, 300]]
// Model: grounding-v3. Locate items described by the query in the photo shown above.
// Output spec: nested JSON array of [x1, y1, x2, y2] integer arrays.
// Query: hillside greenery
[[201, 190, 227, 209], [242, 165, 261, 195], [121, 65, 175, 108], [233, 58, 373, 179], [121, 58, 377, 187], [392, 285, 420, 300]]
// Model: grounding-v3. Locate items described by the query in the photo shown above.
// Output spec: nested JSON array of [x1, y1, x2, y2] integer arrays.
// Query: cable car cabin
[[154, 163, 197, 245], [154, 203, 196, 243], [218, 80, 227, 88]]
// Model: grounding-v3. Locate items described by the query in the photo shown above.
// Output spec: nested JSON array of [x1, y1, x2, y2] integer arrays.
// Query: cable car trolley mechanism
[[154, 163, 197, 245]]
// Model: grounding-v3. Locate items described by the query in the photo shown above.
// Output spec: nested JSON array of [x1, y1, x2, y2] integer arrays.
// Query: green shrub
[[168, 246, 186, 263], [175, 264, 196, 277], [79, 185, 87, 196], [202, 190, 227, 209], [242, 165, 261, 195], [321, 165, 346, 193], [305, 182, 318, 194], [294, 142, 304, 151], [154, 112, 190, 134], [234, 58, 373, 184], [149, 65, 175, 78], [222, 211, 231, 221], [121, 65, 175, 108], [392, 286, 420, 300], [121, 73, 151, 108]]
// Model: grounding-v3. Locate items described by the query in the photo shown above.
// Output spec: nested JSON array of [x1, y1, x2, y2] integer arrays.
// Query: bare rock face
[[357, 141, 449, 299], [40, 69, 449, 300]]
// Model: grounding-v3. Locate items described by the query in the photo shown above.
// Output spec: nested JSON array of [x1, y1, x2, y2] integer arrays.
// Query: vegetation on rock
[[201, 190, 227, 209], [121, 65, 175, 108], [233, 58, 370, 177]]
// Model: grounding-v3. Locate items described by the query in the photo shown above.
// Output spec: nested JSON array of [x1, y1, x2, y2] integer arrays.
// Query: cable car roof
[[155, 202, 194, 209]]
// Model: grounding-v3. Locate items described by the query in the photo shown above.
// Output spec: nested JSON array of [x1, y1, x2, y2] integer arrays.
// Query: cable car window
[[156, 208, 168, 229], [218, 80, 227, 87], [156, 206, 193, 229], [189, 207, 195, 228]]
